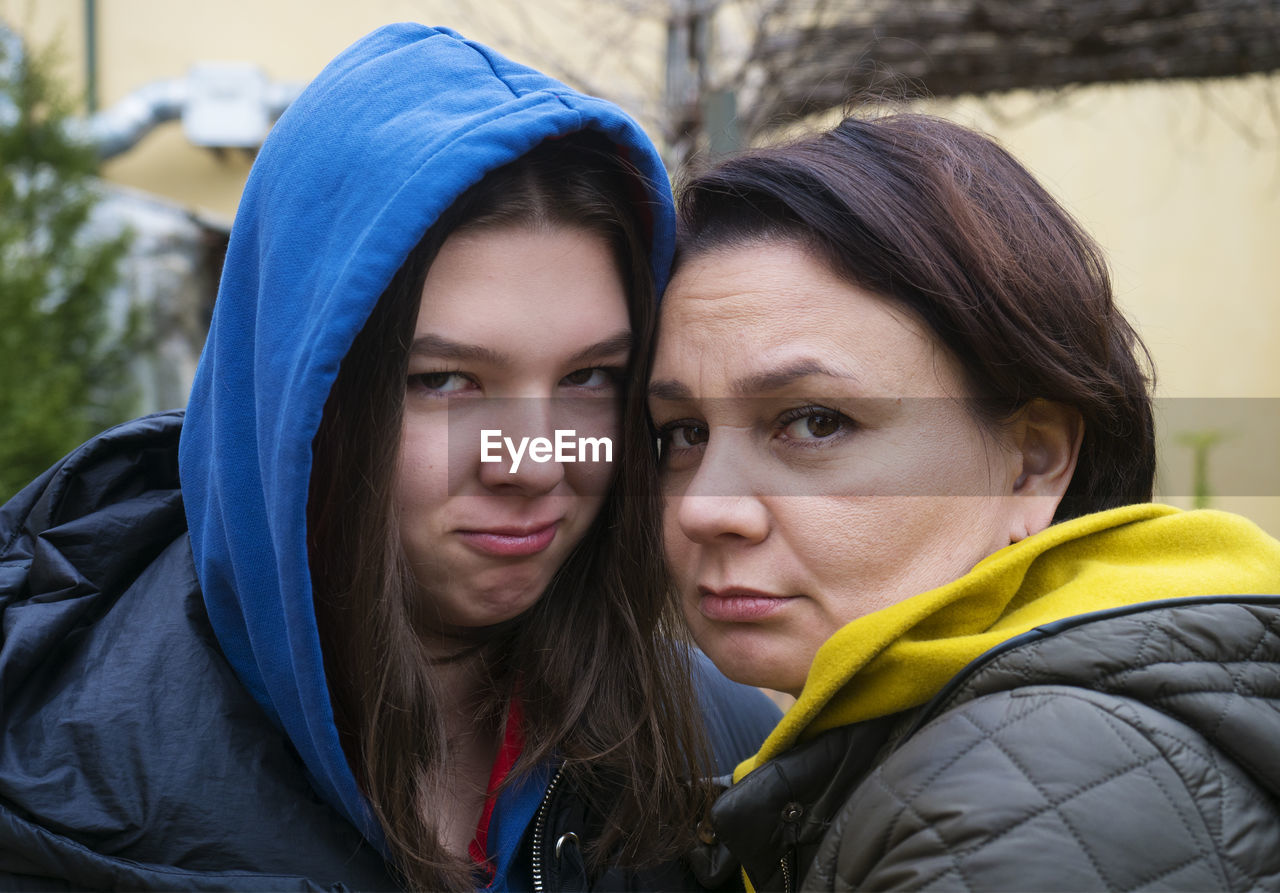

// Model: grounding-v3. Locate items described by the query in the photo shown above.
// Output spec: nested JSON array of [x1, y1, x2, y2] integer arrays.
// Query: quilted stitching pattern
[[834, 690, 1229, 891], [804, 601, 1280, 892], [946, 603, 1280, 796]]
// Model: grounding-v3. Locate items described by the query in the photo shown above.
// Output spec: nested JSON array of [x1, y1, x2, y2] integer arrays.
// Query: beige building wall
[[5, 1, 1279, 533], [2, 0, 661, 219]]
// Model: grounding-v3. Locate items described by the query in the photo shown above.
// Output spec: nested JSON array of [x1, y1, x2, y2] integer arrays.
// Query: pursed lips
[[695, 585, 797, 621], [456, 520, 562, 557]]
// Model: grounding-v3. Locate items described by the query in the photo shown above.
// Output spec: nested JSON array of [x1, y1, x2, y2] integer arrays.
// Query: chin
[[694, 628, 803, 696], [462, 590, 545, 628]]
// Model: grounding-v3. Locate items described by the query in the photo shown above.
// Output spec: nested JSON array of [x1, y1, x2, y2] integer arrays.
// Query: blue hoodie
[[177, 23, 675, 856]]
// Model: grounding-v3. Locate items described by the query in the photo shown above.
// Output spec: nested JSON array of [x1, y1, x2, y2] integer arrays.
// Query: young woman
[[0, 24, 777, 891], [651, 112, 1280, 890]]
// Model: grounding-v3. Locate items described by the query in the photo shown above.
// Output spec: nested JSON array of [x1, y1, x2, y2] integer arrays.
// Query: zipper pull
[[555, 832, 588, 892]]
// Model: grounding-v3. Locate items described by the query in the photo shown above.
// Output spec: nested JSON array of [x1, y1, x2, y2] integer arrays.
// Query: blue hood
[[177, 23, 674, 847]]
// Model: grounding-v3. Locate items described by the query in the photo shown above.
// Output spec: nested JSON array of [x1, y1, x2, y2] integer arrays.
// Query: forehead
[[656, 241, 951, 394], [664, 241, 902, 329], [419, 225, 628, 328]]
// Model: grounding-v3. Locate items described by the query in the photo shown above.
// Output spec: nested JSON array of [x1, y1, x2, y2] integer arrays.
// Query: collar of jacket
[[695, 593, 1280, 891], [691, 714, 904, 891], [517, 766, 700, 892], [735, 503, 1280, 781]]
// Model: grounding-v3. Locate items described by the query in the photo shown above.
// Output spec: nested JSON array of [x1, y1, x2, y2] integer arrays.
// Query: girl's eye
[[409, 372, 475, 394], [561, 367, 618, 389], [779, 406, 851, 441]]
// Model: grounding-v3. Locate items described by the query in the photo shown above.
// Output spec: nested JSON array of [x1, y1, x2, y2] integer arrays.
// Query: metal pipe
[[3, 20, 301, 160], [0, 21, 23, 131], [84, 0, 98, 113], [83, 78, 188, 160]]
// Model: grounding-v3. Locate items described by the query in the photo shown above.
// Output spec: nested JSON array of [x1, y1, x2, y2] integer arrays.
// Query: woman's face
[[396, 225, 629, 635], [650, 241, 1029, 696]]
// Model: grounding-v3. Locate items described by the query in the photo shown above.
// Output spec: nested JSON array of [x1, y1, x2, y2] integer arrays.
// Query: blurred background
[[2, 0, 1278, 534]]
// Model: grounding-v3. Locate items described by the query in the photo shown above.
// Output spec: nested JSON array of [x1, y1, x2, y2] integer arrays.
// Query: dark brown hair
[[674, 112, 1155, 519], [308, 135, 709, 890]]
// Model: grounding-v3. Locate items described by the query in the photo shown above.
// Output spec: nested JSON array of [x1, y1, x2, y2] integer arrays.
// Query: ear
[[1006, 399, 1083, 542]]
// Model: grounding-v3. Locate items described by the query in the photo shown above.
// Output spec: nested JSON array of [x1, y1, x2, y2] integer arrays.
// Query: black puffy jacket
[[696, 597, 1280, 892], [0, 413, 777, 890]]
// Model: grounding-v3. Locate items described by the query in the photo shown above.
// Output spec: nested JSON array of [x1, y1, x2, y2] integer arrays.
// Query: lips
[[458, 521, 561, 557], [696, 585, 796, 621]]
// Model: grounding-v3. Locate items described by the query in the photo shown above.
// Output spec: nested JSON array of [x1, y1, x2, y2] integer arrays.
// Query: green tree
[[0, 33, 137, 502]]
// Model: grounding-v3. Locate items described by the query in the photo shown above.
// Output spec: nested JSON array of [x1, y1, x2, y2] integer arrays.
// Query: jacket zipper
[[530, 765, 567, 893], [780, 852, 794, 893]]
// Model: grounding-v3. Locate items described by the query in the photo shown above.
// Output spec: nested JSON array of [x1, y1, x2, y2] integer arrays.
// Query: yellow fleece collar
[[734, 504, 1280, 781]]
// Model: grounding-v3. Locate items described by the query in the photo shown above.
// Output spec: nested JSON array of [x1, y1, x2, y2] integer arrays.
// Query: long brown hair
[[675, 112, 1156, 519], [308, 135, 709, 890]]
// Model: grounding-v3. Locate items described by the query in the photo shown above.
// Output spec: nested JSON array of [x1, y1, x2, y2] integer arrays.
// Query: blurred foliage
[[0, 34, 137, 502], [1177, 429, 1228, 510]]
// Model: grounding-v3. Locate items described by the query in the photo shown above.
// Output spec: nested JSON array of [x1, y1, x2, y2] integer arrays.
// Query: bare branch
[[746, 0, 1280, 138]]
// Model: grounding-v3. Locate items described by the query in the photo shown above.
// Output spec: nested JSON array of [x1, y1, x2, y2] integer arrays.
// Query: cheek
[[564, 454, 615, 502], [771, 496, 853, 556], [558, 395, 622, 491], [907, 405, 1012, 496], [794, 505, 888, 610], [568, 423, 623, 498], [396, 414, 450, 508], [824, 497, 1007, 608], [784, 497, 973, 618], [661, 502, 696, 583], [865, 413, 1018, 571], [900, 499, 1012, 595]]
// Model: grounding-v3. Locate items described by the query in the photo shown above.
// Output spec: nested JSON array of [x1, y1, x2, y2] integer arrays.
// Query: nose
[[476, 403, 567, 497], [670, 438, 769, 546]]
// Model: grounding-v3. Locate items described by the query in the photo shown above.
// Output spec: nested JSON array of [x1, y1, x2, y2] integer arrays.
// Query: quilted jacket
[[696, 596, 1280, 892]]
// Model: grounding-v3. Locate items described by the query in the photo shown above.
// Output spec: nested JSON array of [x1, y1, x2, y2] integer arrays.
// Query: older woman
[[650, 113, 1280, 891]]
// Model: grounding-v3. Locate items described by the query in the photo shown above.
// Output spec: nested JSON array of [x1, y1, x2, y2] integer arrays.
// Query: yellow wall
[[5, 2, 1279, 533], [5, 1, 459, 217], [2, 0, 664, 219]]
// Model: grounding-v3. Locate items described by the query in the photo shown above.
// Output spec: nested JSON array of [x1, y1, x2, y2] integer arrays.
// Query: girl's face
[[649, 241, 1030, 696], [396, 225, 629, 635]]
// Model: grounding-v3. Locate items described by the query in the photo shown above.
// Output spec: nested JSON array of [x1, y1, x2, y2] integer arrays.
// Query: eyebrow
[[409, 330, 632, 367], [648, 359, 860, 401], [735, 359, 859, 396], [410, 334, 509, 365], [565, 330, 633, 366]]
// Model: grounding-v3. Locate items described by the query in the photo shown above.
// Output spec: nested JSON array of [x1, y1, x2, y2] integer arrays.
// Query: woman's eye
[[560, 367, 618, 389], [659, 422, 709, 451], [409, 372, 475, 394], [779, 407, 851, 441]]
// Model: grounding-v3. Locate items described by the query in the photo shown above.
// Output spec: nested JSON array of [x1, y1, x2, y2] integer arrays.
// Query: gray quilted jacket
[[694, 596, 1280, 892]]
